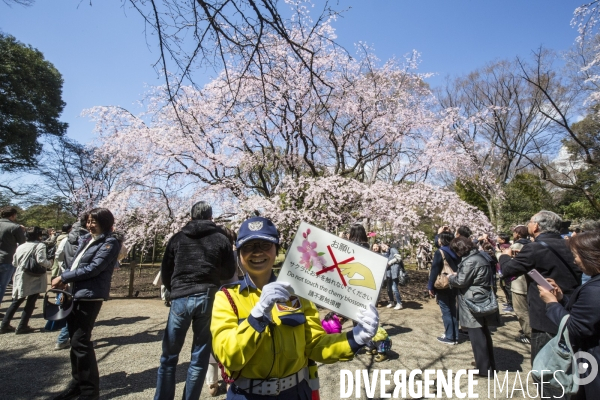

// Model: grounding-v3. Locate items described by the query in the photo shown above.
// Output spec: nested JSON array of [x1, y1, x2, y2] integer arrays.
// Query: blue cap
[[236, 217, 279, 248]]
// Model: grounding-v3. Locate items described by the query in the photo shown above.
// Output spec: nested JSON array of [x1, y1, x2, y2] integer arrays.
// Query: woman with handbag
[[210, 216, 379, 400], [50, 208, 121, 400], [427, 231, 460, 345], [0, 226, 52, 334], [539, 230, 600, 400], [448, 236, 501, 376]]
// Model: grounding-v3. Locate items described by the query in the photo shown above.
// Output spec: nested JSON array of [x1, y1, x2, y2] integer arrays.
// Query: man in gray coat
[[0, 207, 26, 317]]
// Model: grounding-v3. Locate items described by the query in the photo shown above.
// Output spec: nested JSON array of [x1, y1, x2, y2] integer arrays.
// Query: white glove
[[352, 304, 379, 346], [251, 282, 294, 321]]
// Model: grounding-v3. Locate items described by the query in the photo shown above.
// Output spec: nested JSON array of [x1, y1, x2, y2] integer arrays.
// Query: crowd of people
[[1, 204, 600, 399], [425, 210, 600, 399]]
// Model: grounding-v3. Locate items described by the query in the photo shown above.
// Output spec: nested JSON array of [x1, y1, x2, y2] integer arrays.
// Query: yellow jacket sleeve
[[302, 299, 356, 363], [211, 290, 267, 373]]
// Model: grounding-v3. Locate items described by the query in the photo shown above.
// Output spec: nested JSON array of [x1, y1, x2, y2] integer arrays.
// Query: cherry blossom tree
[[84, 18, 492, 246], [238, 176, 492, 245], [127, 0, 345, 122]]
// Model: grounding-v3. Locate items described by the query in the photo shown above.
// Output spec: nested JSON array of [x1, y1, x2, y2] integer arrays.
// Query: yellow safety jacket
[[211, 274, 360, 380]]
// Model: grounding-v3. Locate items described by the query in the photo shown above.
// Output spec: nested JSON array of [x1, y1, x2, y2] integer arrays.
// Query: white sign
[[278, 221, 388, 320]]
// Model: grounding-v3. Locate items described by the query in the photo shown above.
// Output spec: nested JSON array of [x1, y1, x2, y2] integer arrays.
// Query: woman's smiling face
[[87, 216, 102, 235], [239, 240, 276, 275]]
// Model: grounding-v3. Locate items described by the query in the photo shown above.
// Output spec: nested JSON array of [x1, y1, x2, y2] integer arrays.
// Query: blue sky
[[0, 0, 581, 145]]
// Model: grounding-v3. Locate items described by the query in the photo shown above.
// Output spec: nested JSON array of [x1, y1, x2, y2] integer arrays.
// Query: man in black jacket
[[500, 210, 581, 364], [154, 201, 236, 400]]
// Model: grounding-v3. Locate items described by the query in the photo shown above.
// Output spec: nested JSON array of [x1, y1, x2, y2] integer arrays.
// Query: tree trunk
[[128, 259, 138, 298], [139, 243, 146, 277], [151, 235, 157, 267]]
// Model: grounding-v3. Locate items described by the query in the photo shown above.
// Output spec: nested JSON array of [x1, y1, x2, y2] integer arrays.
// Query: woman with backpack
[[427, 231, 460, 345], [0, 226, 52, 334]]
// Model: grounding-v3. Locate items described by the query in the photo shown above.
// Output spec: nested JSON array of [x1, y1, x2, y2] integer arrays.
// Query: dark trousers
[[530, 328, 555, 367], [1, 294, 39, 329], [499, 278, 512, 306], [468, 325, 496, 374], [68, 301, 103, 396]]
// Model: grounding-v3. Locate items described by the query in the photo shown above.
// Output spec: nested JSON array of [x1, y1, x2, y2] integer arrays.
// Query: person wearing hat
[[211, 216, 380, 400], [154, 201, 236, 400]]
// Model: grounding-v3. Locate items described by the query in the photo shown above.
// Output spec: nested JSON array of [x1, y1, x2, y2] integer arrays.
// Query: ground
[[0, 269, 538, 400]]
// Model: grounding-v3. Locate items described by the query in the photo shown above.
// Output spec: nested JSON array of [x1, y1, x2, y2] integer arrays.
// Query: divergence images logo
[[574, 351, 598, 386]]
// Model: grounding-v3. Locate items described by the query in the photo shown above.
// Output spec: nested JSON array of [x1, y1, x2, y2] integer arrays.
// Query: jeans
[[68, 300, 103, 396], [436, 288, 458, 342], [155, 293, 214, 400], [386, 278, 402, 305], [58, 324, 70, 344], [0, 263, 15, 307]]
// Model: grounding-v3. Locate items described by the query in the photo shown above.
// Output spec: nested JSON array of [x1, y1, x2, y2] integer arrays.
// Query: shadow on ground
[[0, 348, 70, 399], [95, 329, 163, 349], [95, 316, 150, 327], [100, 362, 190, 399], [400, 301, 423, 310]]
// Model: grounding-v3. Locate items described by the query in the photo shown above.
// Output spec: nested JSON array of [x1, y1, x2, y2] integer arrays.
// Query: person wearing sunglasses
[[211, 216, 379, 400]]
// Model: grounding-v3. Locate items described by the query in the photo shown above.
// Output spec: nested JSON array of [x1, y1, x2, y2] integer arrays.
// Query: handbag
[[464, 265, 498, 317], [531, 315, 579, 395], [398, 268, 409, 286], [464, 288, 498, 317], [23, 244, 47, 276], [434, 251, 454, 289]]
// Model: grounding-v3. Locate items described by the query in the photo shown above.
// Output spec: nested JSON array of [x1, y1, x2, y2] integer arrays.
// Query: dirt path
[[1, 279, 534, 399]]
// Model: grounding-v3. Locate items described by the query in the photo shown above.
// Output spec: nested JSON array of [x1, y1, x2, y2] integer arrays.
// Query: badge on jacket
[[276, 296, 302, 312]]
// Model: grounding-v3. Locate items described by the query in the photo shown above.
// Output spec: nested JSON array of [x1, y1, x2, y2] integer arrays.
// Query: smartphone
[[527, 270, 554, 292]]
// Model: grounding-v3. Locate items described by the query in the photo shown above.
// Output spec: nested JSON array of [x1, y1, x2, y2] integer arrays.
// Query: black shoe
[[15, 326, 35, 335], [51, 385, 81, 400], [0, 325, 15, 334], [515, 334, 531, 344]]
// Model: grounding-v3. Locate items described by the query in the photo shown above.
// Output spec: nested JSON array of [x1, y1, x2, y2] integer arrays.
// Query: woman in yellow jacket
[[211, 216, 379, 399]]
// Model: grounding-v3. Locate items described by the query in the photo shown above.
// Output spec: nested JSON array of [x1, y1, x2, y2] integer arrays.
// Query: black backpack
[[46, 243, 56, 261]]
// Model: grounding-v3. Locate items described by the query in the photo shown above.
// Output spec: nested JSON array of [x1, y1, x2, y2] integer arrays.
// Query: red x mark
[[315, 245, 354, 287]]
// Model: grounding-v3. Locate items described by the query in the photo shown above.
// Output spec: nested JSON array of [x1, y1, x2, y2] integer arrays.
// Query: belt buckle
[[263, 377, 280, 395]]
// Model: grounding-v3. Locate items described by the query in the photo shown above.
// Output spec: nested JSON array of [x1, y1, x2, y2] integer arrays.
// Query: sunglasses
[[240, 241, 274, 253]]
